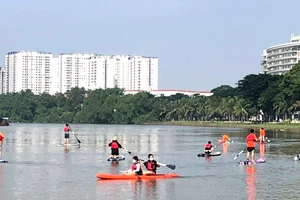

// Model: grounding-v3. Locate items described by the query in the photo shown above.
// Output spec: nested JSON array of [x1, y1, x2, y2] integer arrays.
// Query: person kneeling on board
[[124, 156, 143, 175], [108, 136, 122, 158], [204, 141, 213, 155], [143, 154, 160, 175]]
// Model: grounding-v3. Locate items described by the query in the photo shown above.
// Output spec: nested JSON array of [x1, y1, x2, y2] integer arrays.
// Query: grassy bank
[[147, 121, 300, 132]]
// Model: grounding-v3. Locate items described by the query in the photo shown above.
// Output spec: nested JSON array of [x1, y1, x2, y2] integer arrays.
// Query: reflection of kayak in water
[[197, 152, 221, 157], [96, 173, 179, 180], [239, 158, 265, 165], [107, 155, 125, 161]]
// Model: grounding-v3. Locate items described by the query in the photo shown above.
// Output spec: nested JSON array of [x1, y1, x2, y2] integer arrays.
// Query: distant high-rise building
[[0, 51, 159, 95], [262, 33, 300, 75]]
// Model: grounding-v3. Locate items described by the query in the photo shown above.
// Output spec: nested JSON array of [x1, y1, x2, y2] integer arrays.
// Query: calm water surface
[[0, 124, 300, 200]]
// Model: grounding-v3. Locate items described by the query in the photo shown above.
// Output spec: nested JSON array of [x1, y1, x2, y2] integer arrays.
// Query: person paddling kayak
[[63, 124, 71, 145], [143, 154, 160, 175], [204, 141, 213, 155], [108, 136, 122, 158], [246, 129, 258, 163], [124, 156, 143, 175]]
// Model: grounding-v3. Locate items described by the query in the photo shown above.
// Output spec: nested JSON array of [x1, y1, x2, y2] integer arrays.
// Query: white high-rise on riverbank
[[262, 33, 300, 75], [1, 51, 158, 95]]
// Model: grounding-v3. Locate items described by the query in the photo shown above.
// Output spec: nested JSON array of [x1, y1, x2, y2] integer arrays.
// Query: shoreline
[[146, 121, 300, 132]]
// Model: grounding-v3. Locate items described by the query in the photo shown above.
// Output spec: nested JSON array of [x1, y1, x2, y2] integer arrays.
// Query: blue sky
[[0, 0, 298, 91]]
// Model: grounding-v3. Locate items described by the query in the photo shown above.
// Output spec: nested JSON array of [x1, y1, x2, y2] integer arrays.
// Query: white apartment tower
[[1, 51, 158, 95], [262, 33, 300, 75]]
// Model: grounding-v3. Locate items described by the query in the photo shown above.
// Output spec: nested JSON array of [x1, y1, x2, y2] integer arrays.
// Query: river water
[[0, 124, 300, 200]]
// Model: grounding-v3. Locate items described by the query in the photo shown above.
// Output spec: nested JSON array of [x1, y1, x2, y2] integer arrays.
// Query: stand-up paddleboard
[[107, 155, 125, 161], [239, 158, 266, 165], [56, 143, 80, 147], [0, 159, 8, 163], [197, 152, 221, 157]]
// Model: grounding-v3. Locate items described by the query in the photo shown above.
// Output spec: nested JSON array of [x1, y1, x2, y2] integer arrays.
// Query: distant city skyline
[[1, 51, 158, 95], [1, 0, 300, 91]]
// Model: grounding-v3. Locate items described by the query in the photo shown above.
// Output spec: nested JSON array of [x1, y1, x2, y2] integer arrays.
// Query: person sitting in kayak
[[204, 141, 213, 155], [246, 129, 258, 163], [63, 124, 71, 145], [143, 154, 160, 175], [124, 156, 143, 175], [108, 136, 122, 158]]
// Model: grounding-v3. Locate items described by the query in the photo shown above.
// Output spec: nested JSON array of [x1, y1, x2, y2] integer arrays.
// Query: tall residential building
[[1, 51, 159, 95], [262, 33, 300, 75]]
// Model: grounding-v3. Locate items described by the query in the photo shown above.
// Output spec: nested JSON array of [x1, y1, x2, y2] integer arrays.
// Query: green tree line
[[2, 63, 300, 124]]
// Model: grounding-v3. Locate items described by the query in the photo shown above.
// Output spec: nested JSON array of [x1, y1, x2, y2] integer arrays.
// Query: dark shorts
[[111, 148, 119, 156], [65, 133, 70, 139], [247, 147, 255, 152], [135, 171, 143, 175]]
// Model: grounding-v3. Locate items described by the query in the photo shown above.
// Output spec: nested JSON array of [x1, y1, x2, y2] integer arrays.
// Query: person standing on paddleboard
[[108, 136, 122, 158], [204, 141, 213, 155], [0, 131, 4, 147], [246, 129, 258, 162], [63, 124, 71, 145], [259, 128, 266, 143], [143, 154, 160, 175]]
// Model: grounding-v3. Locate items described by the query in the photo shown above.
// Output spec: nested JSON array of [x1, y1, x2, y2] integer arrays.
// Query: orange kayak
[[96, 173, 179, 180]]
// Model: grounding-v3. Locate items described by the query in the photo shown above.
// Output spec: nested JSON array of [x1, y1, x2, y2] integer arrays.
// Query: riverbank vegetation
[[1, 63, 300, 129]]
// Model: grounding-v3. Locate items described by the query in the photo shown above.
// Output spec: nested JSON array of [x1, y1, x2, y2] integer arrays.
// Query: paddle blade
[[166, 164, 176, 170], [77, 139, 81, 144]]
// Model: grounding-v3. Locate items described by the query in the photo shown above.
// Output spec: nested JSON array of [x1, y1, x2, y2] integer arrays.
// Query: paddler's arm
[[117, 142, 122, 149]]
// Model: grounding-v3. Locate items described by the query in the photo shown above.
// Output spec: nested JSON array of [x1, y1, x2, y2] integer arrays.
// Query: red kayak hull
[[96, 173, 179, 180]]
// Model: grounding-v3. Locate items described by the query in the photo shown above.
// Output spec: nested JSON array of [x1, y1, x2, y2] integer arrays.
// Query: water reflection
[[246, 165, 256, 200], [110, 161, 120, 174], [222, 143, 228, 153], [64, 146, 70, 160], [259, 144, 265, 159], [205, 156, 212, 162]]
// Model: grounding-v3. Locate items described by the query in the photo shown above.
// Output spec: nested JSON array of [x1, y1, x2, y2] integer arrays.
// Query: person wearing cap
[[63, 124, 71, 145], [124, 156, 143, 175], [108, 136, 123, 158], [143, 154, 160, 175]]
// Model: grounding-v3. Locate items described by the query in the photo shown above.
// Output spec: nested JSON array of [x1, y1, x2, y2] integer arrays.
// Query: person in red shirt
[[0, 132, 4, 147], [246, 129, 258, 162], [63, 124, 71, 145]]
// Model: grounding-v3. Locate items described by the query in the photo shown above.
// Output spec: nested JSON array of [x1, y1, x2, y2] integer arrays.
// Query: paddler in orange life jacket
[[63, 124, 71, 145], [259, 128, 266, 143], [222, 134, 230, 143], [205, 141, 213, 155], [246, 129, 258, 163], [108, 136, 122, 158], [143, 154, 160, 175], [124, 156, 143, 175]]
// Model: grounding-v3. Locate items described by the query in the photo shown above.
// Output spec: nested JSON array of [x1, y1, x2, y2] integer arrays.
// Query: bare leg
[[251, 151, 255, 162], [246, 152, 250, 160]]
